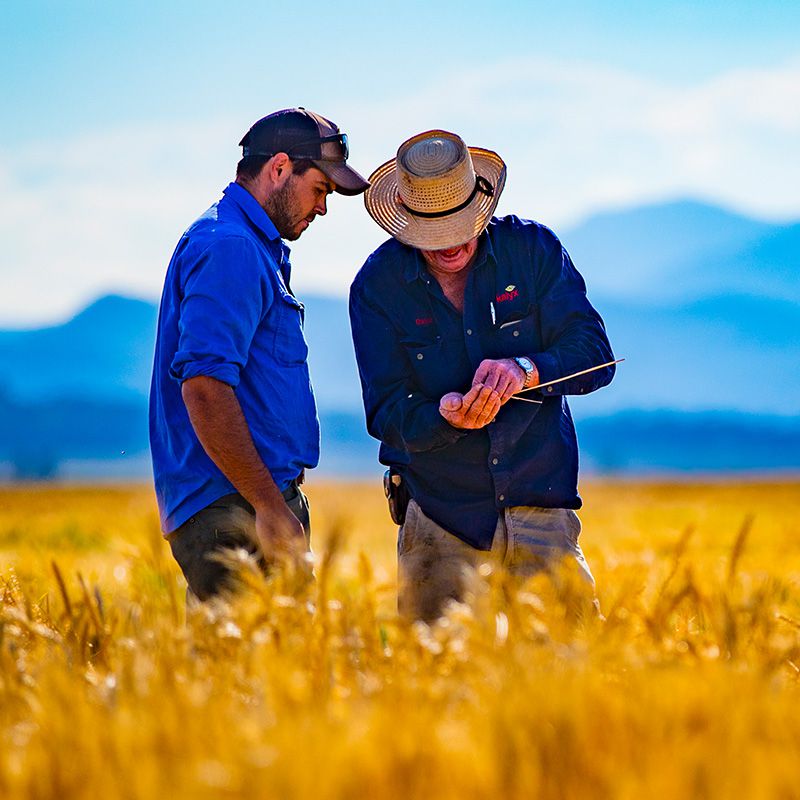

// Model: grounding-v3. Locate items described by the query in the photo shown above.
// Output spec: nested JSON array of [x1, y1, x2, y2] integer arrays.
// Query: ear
[[267, 152, 292, 187]]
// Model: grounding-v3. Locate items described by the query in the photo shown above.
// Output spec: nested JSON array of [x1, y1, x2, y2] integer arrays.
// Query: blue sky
[[1, 0, 798, 324]]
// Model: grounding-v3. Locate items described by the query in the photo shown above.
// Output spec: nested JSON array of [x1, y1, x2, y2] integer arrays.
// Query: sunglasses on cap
[[288, 133, 349, 161]]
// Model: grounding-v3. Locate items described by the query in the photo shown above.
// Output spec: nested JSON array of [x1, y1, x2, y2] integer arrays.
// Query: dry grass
[[1, 479, 799, 799]]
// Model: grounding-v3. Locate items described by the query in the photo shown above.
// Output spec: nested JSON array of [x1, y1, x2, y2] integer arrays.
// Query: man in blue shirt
[[150, 108, 369, 600], [350, 130, 615, 621]]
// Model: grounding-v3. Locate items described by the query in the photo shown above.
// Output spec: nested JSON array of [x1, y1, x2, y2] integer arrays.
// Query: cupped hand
[[439, 383, 501, 429]]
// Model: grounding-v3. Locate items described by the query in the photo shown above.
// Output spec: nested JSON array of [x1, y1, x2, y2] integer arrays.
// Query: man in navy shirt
[[150, 108, 368, 600], [350, 130, 615, 620]]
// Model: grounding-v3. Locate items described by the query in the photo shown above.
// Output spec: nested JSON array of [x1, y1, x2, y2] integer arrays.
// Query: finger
[[478, 393, 502, 425], [473, 360, 503, 392], [440, 408, 467, 428], [462, 385, 491, 420], [461, 383, 484, 408], [440, 392, 464, 412], [275, 531, 305, 562], [472, 360, 492, 386], [465, 385, 499, 423], [495, 372, 515, 402], [481, 365, 503, 393]]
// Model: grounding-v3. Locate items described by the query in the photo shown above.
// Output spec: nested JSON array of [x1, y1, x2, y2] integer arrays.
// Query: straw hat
[[364, 130, 506, 250]]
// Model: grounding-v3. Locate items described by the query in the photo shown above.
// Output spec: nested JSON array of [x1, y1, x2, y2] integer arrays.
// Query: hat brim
[[314, 160, 370, 196], [364, 147, 507, 250]]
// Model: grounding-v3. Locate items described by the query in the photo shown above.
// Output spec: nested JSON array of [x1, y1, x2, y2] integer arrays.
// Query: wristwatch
[[513, 356, 535, 389]]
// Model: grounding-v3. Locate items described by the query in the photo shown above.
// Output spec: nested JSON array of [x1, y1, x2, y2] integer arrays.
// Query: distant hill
[[0, 294, 157, 402], [589, 293, 800, 415], [579, 411, 800, 473], [2, 393, 797, 480], [1, 287, 795, 417], [0, 198, 797, 478], [0, 388, 149, 479], [562, 199, 799, 303], [0, 293, 362, 411]]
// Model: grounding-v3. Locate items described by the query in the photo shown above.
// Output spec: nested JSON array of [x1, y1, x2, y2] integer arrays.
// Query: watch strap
[[513, 356, 534, 389]]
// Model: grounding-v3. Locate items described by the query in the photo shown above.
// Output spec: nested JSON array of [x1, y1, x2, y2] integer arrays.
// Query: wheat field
[[1, 479, 799, 800]]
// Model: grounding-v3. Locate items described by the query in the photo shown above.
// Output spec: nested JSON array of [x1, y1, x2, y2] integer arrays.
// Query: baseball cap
[[238, 108, 369, 196]]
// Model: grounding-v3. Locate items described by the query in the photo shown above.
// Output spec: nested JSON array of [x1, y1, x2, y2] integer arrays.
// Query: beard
[[263, 177, 305, 241]]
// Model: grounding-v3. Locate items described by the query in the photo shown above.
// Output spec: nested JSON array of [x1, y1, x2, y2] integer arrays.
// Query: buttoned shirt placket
[[414, 241, 513, 513], [464, 246, 513, 511]]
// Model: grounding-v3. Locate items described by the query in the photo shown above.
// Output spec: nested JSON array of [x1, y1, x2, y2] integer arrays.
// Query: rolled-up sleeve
[[170, 236, 273, 387]]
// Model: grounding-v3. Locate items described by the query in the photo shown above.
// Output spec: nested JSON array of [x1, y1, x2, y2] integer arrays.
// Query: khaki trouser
[[398, 499, 595, 621]]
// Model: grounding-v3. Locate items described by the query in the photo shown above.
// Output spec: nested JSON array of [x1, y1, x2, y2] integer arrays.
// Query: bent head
[[236, 108, 368, 239]]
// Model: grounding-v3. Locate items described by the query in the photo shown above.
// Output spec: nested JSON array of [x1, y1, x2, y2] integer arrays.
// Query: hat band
[[400, 175, 494, 219]]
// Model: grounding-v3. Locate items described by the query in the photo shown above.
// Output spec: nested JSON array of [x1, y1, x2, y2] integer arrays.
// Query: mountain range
[[1, 199, 797, 479]]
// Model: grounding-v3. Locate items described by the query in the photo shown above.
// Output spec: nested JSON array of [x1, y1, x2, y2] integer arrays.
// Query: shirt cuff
[[528, 352, 560, 391], [426, 404, 468, 447], [169, 360, 241, 388]]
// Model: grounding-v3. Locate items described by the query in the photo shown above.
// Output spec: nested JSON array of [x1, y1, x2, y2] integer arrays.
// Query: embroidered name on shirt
[[496, 288, 519, 303], [415, 317, 434, 326]]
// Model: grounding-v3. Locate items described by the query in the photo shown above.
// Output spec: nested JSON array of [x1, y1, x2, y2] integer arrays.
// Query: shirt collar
[[222, 182, 281, 243], [402, 247, 423, 283], [403, 226, 497, 283]]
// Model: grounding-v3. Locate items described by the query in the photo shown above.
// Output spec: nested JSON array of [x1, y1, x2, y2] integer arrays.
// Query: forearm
[[181, 375, 286, 512]]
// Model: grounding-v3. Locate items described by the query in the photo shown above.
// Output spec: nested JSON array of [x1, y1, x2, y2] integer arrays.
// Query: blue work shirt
[[149, 182, 319, 534], [349, 215, 615, 550]]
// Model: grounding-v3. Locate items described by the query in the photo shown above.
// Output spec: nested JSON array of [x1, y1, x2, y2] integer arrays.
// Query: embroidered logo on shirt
[[505, 285, 516, 292], [415, 317, 434, 326], [496, 288, 519, 303]]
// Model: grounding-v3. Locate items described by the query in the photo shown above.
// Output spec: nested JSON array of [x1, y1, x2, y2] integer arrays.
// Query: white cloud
[[1, 57, 798, 325]]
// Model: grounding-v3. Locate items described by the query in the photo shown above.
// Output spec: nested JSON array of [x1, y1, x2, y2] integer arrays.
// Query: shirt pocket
[[490, 305, 541, 358], [402, 339, 455, 398], [273, 291, 309, 366]]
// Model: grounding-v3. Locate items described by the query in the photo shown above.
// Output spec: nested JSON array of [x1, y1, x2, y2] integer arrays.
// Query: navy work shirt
[[149, 182, 319, 534], [349, 215, 615, 550]]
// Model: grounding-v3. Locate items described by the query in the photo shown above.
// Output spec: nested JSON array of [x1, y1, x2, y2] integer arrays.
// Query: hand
[[439, 383, 501, 429], [472, 358, 536, 404], [254, 504, 307, 566]]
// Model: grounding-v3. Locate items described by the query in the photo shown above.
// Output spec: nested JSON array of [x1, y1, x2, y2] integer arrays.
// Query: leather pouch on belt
[[383, 468, 410, 525]]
